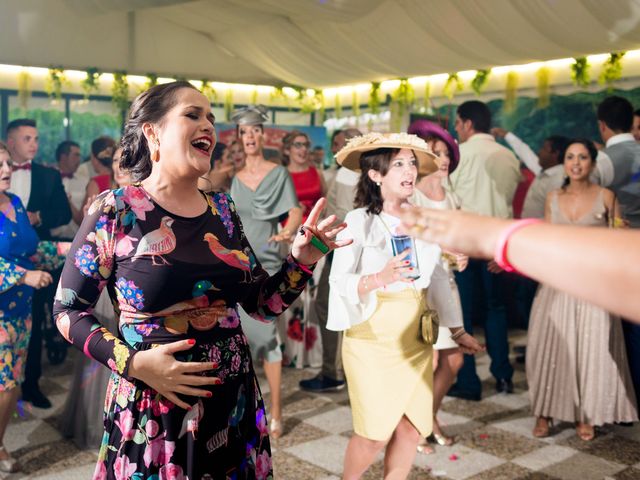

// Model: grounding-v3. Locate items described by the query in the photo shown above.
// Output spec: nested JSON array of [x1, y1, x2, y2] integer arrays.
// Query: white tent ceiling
[[2, 0, 640, 88]]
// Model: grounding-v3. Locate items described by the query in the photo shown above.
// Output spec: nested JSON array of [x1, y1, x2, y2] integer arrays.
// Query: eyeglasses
[[292, 141, 310, 149]]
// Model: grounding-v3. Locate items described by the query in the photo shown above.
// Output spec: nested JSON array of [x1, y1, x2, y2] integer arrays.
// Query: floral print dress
[[0, 193, 66, 391], [53, 185, 314, 480]]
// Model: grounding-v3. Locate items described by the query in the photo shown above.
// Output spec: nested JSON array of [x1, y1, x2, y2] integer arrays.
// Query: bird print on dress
[[203, 233, 251, 281], [132, 216, 176, 265]]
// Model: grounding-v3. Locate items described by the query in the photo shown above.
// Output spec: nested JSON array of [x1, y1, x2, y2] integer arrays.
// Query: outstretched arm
[[401, 207, 640, 322]]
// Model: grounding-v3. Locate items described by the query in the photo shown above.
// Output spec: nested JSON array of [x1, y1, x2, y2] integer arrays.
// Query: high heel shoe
[[416, 441, 435, 454], [428, 432, 455, 446], [576, 423, 595, 441], [532, 417, 553, 438], [269, 418, 283, 440], [0, 445, 21, 473]]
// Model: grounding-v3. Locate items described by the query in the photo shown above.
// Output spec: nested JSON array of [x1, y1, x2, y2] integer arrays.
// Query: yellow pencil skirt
[[342, 289, 433, 441]]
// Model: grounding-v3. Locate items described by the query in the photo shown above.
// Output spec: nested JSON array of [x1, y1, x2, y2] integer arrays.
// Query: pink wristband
[[494, 219, 543, 273]]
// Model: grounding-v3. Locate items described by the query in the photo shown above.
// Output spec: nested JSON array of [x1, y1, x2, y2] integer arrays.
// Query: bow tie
[[12, 162, 31, 171]]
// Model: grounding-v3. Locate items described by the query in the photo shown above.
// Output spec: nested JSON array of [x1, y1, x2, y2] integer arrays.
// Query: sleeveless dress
[[53, 185, 313, 480], [526, 189, 638, 426], [230, 166, 300, 363], [280, 167, 324, 368]]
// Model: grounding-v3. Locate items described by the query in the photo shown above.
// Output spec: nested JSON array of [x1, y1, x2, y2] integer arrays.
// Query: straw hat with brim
[[335, 132, 438, 175]]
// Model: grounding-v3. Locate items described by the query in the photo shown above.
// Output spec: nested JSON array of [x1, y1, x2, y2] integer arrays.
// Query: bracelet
[[450, 329, 466, 341], [493, 219, 543, 274]]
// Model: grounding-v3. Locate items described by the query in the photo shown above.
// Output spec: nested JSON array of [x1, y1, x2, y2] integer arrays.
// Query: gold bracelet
[[450, 329, 466, 341]]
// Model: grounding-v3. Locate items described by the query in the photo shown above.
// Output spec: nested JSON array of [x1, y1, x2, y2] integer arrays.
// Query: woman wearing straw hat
[[329, 133, 484, 478], [229, 105, 303, 439], [409, 119, 466, 448]]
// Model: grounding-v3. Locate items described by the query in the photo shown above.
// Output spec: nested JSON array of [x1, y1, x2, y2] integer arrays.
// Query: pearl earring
[[376, 182, 381, 186]]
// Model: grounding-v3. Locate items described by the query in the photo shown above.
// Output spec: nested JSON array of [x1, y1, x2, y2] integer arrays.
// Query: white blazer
[[327, 207, 463, 331]]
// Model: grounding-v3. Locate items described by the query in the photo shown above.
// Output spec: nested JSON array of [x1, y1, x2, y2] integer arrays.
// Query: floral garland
[[81, 68, 101, 99], [45, 66, 68, 100], [17, 71, 31, 109], [200, 80, 217, 102], [471, 69, 491, 96], [443, 73, 463, 100], [571, 57, 590, 87], [599, 52, 625, 88], [504, 71, 519, 113], [111, 71, 129, 113], [368, 82, 381, 114], [536, 66, 551, 108]]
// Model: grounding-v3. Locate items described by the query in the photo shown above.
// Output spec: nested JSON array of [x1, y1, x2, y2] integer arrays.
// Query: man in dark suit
[[6, 118, 71, 408], [597, 97, 640, 411]]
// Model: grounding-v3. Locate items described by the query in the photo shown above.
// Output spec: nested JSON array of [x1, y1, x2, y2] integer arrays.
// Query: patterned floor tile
[[492, 416, 576, 444], [467, 462, 559, 479], [304, 405, 354, 434], [273, 417, 331, 449], [613, 467, 640, 479], [511, 444, 577, 471], [484, 391, 531, 411], [569, 433, 640, 466], [3, 418, 63, 452], [541, 451, 626, 480], [284, 434, 354, 475], [273, 450, 335, 479], [457, 426, 545, 460], [412, 443, 505, 480]]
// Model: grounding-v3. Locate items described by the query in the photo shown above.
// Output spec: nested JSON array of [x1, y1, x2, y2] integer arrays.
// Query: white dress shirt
[[50, 172, 89, 239], [327, 208, 461, 331], [9, 161, 32, 207], [448, 133, 521, 219]]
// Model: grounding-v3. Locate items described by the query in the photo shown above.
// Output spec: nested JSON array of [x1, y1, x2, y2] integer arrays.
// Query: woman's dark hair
[[120, 81, 198, 181], [280, 130, 309, 166], [210, 142, 227, 169], [560, 138, 597, 189], [354, 148, 400, 215]]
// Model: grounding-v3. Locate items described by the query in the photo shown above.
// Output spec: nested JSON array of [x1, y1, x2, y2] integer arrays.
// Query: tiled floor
[[3, 330, 640, 479]]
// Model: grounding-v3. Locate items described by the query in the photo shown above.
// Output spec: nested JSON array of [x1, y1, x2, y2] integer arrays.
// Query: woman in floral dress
[[53, 82, 348, 480], [0, 141, 67, 473]]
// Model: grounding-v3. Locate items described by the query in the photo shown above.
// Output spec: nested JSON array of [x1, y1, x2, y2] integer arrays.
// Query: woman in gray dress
[[229, 106, 302, 439]]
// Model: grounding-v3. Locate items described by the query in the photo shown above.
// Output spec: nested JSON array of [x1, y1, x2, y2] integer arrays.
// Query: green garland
[[599, 52, 625, 88], [471, 69, 491, 96], [368, 82, 381, 114], [334, 93, 342, 119], [423, 81, 431, 111], [200, 80, 217, 102], [504, 71, 519, 113], [392, 78, 415, 115], [352, 90, 361, 122], [111, 71, 130, 113], [143, 73, 158, 91], [45, 66, 68, 100], [536, 66, 551, 108], [224, 90, 234, 121], [17, 71, 31, 109], [571, 57, 590, 87], [443, 73, 463, 100], [81, 68, 101, 99]]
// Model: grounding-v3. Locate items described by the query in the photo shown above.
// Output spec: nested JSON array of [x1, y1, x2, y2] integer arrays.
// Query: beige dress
[[527, 190, 638, 426]]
